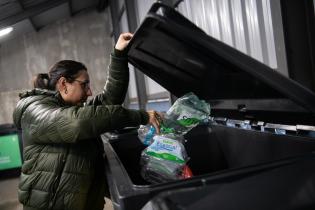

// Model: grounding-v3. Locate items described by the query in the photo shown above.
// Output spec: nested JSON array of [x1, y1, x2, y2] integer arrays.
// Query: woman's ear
[[56, 77, 67, 93]]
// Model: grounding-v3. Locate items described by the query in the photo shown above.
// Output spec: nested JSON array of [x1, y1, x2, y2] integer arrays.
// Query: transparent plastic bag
[[137, 92, 210, 145], [139, 92, 210, 183], [141, 156, 184, 183], [140, 135, 188, 183], [161, 92, 211, 135]]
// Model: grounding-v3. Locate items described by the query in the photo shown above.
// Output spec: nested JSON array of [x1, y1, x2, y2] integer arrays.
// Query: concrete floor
[[0, 178, 22, 210], [0, 178, 113, 210]]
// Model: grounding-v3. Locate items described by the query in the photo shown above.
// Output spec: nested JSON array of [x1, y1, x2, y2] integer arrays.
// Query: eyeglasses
[[73, 79, 90, 91]]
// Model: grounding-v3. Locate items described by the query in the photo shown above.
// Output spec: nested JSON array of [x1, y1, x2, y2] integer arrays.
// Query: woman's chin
[[79, 98, 88, 106]]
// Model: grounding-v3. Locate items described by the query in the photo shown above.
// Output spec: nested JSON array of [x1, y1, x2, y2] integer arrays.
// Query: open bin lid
[[127, 3, 315, 123]]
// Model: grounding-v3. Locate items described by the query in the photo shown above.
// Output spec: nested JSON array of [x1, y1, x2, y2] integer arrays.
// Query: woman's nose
[[86, 88, 92, 96]]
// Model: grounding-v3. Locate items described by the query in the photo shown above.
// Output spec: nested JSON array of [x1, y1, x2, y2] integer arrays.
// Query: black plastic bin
[[103, 2, 315, 210], [142, 154, 315, 210], [102, 125, 315, 210]]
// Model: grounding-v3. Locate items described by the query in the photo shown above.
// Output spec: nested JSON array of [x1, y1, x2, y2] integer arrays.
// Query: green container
[[0, 134, 22, 170]]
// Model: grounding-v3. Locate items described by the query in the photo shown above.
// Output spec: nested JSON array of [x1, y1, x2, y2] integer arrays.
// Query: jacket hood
[[19, 88, 57, 99], [13, 88, 61, 129]]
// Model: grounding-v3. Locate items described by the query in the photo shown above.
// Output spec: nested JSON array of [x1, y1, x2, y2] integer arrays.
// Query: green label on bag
[[145, 136, 185, 163], [160, 125, 175, 134], [160, 118, 200, 134], [177, 118, 200, 126], [145, 151, 185, 163]]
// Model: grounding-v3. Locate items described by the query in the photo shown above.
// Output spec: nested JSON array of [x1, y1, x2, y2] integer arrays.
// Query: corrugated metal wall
[[178, 0, 278, 69]]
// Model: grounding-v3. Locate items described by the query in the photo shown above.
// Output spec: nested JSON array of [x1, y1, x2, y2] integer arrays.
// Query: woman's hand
[[147, 110, 163, 134], [115, 32, 133, 51]]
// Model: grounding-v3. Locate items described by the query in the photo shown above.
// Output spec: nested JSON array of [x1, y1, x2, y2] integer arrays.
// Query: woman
[[13, 33, 161, 210]]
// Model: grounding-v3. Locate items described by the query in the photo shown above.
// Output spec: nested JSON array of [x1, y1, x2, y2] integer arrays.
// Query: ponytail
[[33, 60, 87, 90], [33, 73, 50, 89]]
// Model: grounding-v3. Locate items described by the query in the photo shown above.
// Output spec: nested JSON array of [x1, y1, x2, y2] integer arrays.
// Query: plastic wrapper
[[140, 135, 188, 183], [138, 92, 210, 145], [161, 92, 211, 135], [181, 165, 193, 179], [139, 92, 210, 183]]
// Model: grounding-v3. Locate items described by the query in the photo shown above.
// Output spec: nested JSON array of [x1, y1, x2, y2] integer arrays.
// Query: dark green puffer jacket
[[13, 51, 149, 210]]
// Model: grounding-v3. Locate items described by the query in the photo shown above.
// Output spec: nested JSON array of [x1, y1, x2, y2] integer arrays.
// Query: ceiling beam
[[16, 0, 38, 31], [68, 0, 74, 16], [97, 0, 108, 12], [0, 0, 69, 29]]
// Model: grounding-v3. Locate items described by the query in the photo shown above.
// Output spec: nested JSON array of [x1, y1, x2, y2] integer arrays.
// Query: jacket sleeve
[[23, 101, 149, 144], [87, 49, 129, 106]]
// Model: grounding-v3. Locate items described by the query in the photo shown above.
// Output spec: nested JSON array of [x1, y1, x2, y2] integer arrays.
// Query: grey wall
[[0, 8, 114, 124]]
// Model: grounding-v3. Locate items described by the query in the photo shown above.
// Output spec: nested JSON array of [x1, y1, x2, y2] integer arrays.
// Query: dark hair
[[33, 60, 87, 90]]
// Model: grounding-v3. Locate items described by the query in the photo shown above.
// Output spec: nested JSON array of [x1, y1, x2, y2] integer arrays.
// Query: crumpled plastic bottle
[[138, 125, 156, 146]]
